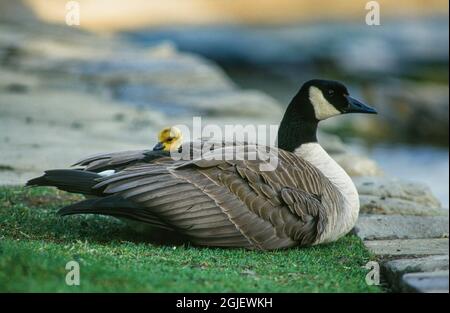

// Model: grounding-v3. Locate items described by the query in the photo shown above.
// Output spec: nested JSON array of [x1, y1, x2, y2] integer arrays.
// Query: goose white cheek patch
[[309, 86, 341, 120]]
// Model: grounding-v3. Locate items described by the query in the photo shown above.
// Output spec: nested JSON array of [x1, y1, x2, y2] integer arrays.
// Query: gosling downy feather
[[27, 79, 377, 250], [72, 127, 184, 177]]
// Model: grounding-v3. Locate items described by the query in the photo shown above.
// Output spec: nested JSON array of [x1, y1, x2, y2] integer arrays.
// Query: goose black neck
[[277, 92, 318, 152]]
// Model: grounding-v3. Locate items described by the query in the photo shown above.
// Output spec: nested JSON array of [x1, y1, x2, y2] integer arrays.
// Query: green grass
[[0, 186, 382, 292]]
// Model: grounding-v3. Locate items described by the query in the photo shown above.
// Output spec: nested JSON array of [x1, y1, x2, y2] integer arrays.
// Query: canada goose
[[27, 79, 376, 250]]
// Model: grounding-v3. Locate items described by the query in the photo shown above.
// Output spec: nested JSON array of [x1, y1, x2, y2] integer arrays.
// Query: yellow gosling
[[153, 126, 183, 153]]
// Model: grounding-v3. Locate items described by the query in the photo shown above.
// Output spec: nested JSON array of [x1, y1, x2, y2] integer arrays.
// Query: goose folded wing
[[72, 149, 170, 172], [174, 146, 335, 248], [86, 146, 336, 249], [90, 163, 255, 248], [74, 140, 250, 172]]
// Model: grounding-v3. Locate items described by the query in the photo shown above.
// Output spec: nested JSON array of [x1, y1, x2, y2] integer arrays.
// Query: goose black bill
[[153, 142, 165, 151], [344, 95, 377, 114]]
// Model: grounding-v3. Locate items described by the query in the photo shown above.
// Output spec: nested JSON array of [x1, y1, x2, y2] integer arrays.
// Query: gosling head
[[153, 126, 183, 153]]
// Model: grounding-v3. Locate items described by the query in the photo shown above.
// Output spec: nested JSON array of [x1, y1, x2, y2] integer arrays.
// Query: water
[[352, 143, 449, 208]]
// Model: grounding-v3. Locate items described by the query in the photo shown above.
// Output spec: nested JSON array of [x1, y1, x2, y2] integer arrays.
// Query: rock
[[0, 22, 283, 119], [0, 19, 269, 187], [319, 132, 384, 177], [126, 22, 449, 145], [359, 196, 448, 216], [333, 153, 383, 177], [0, 0, 38, 24], [382, 255, 449, 291], [127, 21, 448, 76], [5, 83, 29, 93], [355, 215, 449, 241], [169, 89, 283, 117], [338, 81, 450, 146], [355, 176, 443, 215], [95, 9, 449, 146], [385, 255, 449, 274], [364, 238, 449, 257], [0, 19, 282, 185], [401, 271, 449, 293], [318, 132, 348, 154], [355, 176, 442, 207], [371, 81, 449, 145]]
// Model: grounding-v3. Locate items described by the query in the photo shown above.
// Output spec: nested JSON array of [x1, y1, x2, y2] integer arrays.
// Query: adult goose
[[27, 79, 377, 250]]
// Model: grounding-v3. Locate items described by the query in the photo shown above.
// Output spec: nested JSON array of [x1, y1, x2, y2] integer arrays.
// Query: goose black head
[[291, 79, 377, 121], [306, 79, 377, 119], [278, 79, 377, 152]]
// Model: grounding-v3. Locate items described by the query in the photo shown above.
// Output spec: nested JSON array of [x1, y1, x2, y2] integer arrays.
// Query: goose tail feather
[[57, 195, 138, 216], [26, 169, 101, 195], [58, 195, 175, 231]]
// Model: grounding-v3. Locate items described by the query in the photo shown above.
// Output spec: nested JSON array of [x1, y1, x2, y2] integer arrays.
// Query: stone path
[[354, 177, 449, 293], [383, 256, 449, 292], [364, 238, 449, 256], [401, 271, 449, 293], [355, 215, 448, 240]]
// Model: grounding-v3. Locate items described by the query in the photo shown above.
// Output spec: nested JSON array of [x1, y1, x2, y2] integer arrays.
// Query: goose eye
[[327, 89, 335, 96]]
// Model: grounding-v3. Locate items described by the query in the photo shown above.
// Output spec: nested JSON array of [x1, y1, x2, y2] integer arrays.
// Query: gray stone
[[355, 215, 449, 240], [382, 255, 449, 291], [355, 176, 442, 207], [0, 21, 283, 119], [319, 133, 384, 178], [386, 255, 449, 273], [355, 176, 443, 215], [359, 196, 448, 216], [332, 153, 384, 177], [0, 1, 38, 23], [0, 18, 284, 185], [372, 82, 449, 145], [364, 238, 449, 257], [401, 271, 449, 293], [318, 132, 348, 154], [319, 133, 384, 177]]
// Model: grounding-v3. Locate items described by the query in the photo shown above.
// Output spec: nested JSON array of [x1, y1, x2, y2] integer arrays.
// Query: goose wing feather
[[73, 150, 170, 172], [73, 140, 249, 173], [84, 144, 340, 249]]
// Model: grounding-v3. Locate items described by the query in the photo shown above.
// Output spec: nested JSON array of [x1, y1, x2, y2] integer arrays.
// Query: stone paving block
[[401, 270, 449, 293], [358, 196, 447, 216], [355, 215, 449, 240], [354, 176, 443, 215], [364, 238, 449, 257], [382, 255, 449, 291]]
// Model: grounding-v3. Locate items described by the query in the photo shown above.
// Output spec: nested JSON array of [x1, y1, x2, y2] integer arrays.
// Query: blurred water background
[[124, 18, 449, 206], [1, 0, 448, 207]]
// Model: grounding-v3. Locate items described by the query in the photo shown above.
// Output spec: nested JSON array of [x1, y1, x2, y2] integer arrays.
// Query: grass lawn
[[0, 186, 383, 292]]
